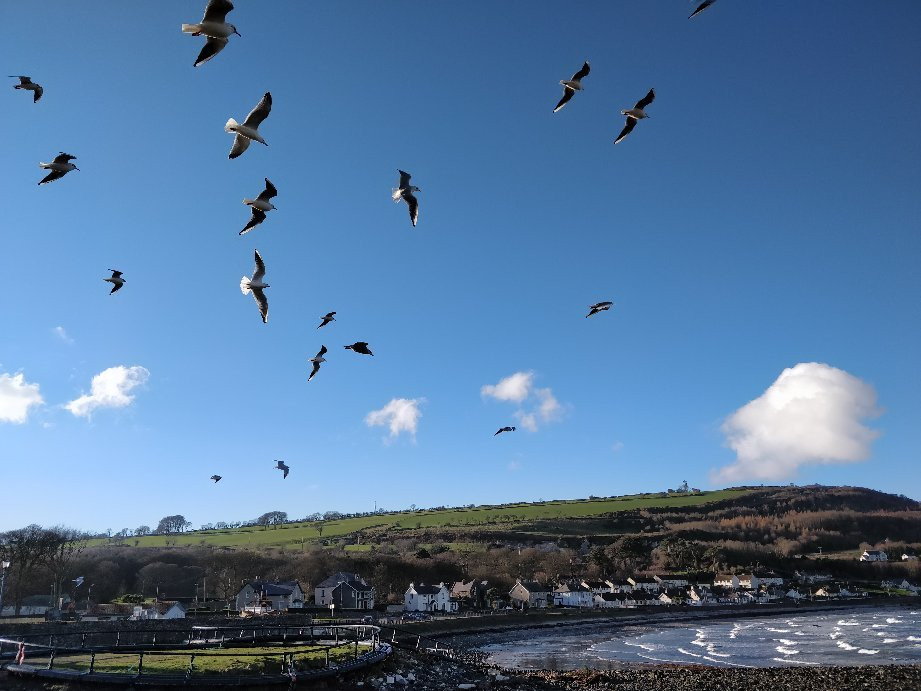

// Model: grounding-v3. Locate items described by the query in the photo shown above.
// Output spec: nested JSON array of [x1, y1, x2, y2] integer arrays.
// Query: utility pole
[[0, 561, 9, 617]]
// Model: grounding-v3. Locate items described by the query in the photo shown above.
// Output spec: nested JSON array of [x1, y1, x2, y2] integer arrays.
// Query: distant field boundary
[[87, 489, 753, 550]]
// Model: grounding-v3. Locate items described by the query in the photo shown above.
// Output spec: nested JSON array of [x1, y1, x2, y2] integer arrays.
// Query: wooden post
[[115, 631, 121, 647], [137, 652, 144, 676], [186, 654, 195, 680], [47, 649, 56, 670], [81, 633, 87, 648], [89, 652, 96, 673], [325, 648, 330, 667]]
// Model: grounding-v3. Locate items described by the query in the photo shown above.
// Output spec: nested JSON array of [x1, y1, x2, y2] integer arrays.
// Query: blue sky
[[2, 2, 919, 533]]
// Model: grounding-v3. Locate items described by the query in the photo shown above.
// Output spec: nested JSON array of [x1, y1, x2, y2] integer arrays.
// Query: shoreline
[[410, 596, 920, 644]]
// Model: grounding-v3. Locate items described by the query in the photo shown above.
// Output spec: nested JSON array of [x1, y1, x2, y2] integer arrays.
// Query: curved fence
[[0, 623, 390, 686]]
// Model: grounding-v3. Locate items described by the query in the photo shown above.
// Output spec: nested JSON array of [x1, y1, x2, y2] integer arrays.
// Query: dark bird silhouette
[[345, 342, 373, 356], [240, 178, 277, 235], [308, 345, 327, 381], [318, 312, 336, 329], [104, 270, 126, 294], [553, 61, 590, 113], [495, 426, 516, 436], [274, 459, 289, 479], [10, 75, 42, 102], [614, 88, 655, 144], [210, 475, 222, 482], [586, 301, 613, 317], [689, 0, 717, 19], [392, 170, 420, 227]]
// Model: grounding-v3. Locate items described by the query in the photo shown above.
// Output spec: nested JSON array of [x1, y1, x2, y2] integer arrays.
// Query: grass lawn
[[88, 489, 751, 550], [48, 643, 358, 676]]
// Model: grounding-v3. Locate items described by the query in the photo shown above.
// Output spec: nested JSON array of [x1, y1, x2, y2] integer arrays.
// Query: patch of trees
[[155, 515, 192, 535]]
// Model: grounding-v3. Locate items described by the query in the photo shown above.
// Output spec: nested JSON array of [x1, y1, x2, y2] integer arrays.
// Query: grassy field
[[89, 489, 751, 550], [47, 643, 357, 676]]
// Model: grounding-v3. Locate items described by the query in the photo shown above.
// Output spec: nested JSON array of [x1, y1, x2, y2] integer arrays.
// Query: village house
[[593, 592, 629, 609], [606, 578, 635, 593], [404, 583, 458, 613], [859, 550, 888, 562], [553, 581, 594, 608], [753, 572, 785, 587], [235, 581, 305, 613], [580, 579, 613, 595], [509, 579, 551, 609], [653, 574, 689, 589], [714, 573, 760, 589], [657, 589, 684, 606], [627, 577, 660, 592], [131, 601, 186, 620], [450, 579, 489, 609], [688, 585, 717, 605], [813, 585, 855, 598], [314, 572, 375, 610], [785, 587, 807, 600]]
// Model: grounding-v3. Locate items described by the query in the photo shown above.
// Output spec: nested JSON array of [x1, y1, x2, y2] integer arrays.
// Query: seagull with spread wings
[[345, 342, 373, 356], [210, 475, 222, 483], [308, 345, 327, 382], [38, 153, 79, 185], [240, 249, 269, 323], [226, 92, 272, 159], [586, 301, 613, 317], [274, 459, 290, 479], [10, 75, 43, 102], [318, 312, 336, 329], [553, 61, 590, 113], [614, 88, 655, 144], [104, 270, 126, 295], [181, 0, 241, 67], [689, 0, 717, 19], [495, 426, 516, 436], [392, 170, 420, 227], [240, 178, 277, 235]]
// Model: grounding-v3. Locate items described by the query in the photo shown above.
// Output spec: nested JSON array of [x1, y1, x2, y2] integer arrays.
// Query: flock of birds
[[11, 0, 722, 484]]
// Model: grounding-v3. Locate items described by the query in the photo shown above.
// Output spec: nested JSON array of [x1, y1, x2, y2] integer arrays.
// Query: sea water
[[479, 607, 921, 669]]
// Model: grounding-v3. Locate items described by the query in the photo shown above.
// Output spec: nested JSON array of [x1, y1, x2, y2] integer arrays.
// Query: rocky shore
[[354, 649, 921, 691]]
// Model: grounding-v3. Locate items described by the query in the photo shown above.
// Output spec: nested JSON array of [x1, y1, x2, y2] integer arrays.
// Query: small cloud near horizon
[[65, 365, 150, 418], [0, 371, 44, 424], [365, 397, 425, 441], [712, 362, 881, 483]]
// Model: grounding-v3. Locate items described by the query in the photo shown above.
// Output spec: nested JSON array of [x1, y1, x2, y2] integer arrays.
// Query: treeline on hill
[[1, 486, 919, 613]]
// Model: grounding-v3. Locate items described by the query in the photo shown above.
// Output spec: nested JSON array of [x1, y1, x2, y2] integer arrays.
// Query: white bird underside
[[226, 93, 271, 158]]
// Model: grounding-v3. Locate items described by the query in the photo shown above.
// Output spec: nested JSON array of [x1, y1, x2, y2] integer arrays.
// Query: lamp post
[[329, 603, 335, 620], [0, 561, 10, 617]]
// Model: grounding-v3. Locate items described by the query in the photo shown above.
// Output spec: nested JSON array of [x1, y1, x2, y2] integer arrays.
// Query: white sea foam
[[838, 620, 859, 626], [766, 627, 792, 633], [871, 623, 889, 628], [836, 641, 858, 651], [773, 657, 820, 665], [829, 632, 842, 639], [883, 638, 899, 643], [624, 641, 658, 652], [858, 648, 879, 655], [794, 631, 805, 636], [776, 646, 800, 655], [678, 647, 702, 658], [778, 639, 796, 645], [886, 618, 903, 624], [908, 636, 921, 642]]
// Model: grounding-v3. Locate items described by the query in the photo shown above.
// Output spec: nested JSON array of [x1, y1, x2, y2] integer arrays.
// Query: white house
[[131, 602, 186, 620], [753, 572, 785, 587], [901, 554, 918, 562], [627, 577, 660, 592], [553, 582, 594, 608], [404, 583, 458, 613], [688, 586, 717, 605], [594, 592, 629, 609], [714, 574, 740, 589], [653, 574, 689, 589], [580, 580, 613, 595], [860, 550, 888, 562], [606, 579, 635, 593]]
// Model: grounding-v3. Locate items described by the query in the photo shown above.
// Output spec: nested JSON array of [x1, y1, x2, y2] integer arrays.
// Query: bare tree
[[0, 525, 59, 615], [42, 526, 88, 610]]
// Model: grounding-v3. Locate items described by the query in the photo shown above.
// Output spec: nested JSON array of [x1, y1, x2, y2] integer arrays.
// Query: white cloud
[[65, 365, 150, 418], [484, 371, 564, 432], [365, 397, 425, 440], [52, 326, 73, 344], [0, 372, 44, 423], [712, 362, 881, 484], [481, 371, 533, 403]]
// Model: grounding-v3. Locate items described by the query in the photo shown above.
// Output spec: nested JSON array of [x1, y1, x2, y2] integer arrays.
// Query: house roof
[[333, 579, 374, 594], [317, 572, 369, 589], [451, 579, 487, 597], [245, 580, 301, 597], [595, 592, 627, 601], [581, 580, 610, 589], [409, 583, 444, 595], [514, 580, 550, 593]]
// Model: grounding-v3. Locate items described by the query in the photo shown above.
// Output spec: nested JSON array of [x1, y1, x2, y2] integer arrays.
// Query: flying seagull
[[318, 312, 336, 329], [240, 249, 269, 323], [614, 88, 655, 144], [226, 92, 272, 159], [553, 61, 590, 113], [38, 152, 78, 185], [689, 0, 717, 19], [240, 178, 277, 235], [210, 475, 222, 482], [274, 459, 289, 479], [72, 577, 85, 588], [345, 341, 373, 356], [181, 0, 240, 67], [495, 426, 516, 436], [586, 301, 613, 317], [392, 170, 420, 227], [308, 345, 327, 382], [104, 270, 126, 294], [10, 75, 42, 102]]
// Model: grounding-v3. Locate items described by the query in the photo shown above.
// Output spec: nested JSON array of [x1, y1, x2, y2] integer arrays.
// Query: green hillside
[[92, 489, 751, 550]]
